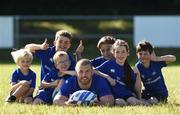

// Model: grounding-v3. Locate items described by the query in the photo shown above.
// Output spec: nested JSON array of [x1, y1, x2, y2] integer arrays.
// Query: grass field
[[0, 63, 180, 114]]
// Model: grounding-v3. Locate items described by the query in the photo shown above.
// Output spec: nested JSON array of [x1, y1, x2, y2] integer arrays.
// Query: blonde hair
[[112, 39, 129, 53], [53, 51, 69, 64], [55, 30, 72, 41], [75, 59, 92, 71], [11, 49, 33, 64]]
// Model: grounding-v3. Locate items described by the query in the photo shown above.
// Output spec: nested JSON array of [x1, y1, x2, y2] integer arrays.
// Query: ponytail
[[124, 60, 133, 85]]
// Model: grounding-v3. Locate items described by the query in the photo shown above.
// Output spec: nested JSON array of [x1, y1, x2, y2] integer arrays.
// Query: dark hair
[[112, 39, 133, 85], [97, 36, 116, 49], [124, 60, 133, 85], [136, 40, 153, 54], [55, 30, 72, 41]]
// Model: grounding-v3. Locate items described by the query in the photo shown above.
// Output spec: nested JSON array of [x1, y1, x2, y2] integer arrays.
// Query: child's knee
[[115, 98, 127, 106], [24, 97, 33, 104]]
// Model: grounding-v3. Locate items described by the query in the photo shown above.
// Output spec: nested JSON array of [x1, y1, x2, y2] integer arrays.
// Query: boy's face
[[54, 36, 71, 52], [113, 46, 129, 65], [18, 58, 31, 71], [99, 44, 114, 60], [136, 50, 151, 64], [55, 56, 71, 72]]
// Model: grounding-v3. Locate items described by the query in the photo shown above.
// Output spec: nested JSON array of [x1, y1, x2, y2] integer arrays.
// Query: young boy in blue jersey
[[33, 51, 73, 104], [96, 39, 147, 106], [25, 30, 75, 81], [75, 36, 116, 67], [134, 40, 176, 103], [6, 49, 36, 104], [53, 59, 114, 106]]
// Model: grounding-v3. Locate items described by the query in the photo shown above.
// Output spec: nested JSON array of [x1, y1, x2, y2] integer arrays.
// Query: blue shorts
[[112, 84, 134, 100], [35, 89, 53, 104], [141, 90, 168, 103]]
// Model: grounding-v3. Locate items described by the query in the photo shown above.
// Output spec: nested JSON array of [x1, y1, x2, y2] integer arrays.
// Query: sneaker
[[5, 95, 16, 103]]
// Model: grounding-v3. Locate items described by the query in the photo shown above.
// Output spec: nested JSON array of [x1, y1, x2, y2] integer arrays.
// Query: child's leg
[[6, 84, 30, 102], [33, 90, 52, 105], [12, 84, 30, 99], [115, 98, 128, 106], [33, 98, 46, 105], [126, 97, 149, 105], [23, 96, 33, 104], [146, 97, 158, 104]]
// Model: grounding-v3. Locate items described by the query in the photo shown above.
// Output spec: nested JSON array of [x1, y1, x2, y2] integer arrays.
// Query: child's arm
[[75, 40, 84, 61], [41, 80, 59, 88], [25, 38, 49, 53], [11, 82, 21, 92], [151, 51, 176, 64], [93, 69, 116, 86], [11, 80, 31, 92], [62, 70, 76, 76], [133, 66, 142, 99]]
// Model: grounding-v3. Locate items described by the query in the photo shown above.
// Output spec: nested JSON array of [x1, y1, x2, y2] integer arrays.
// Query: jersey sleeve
[[157, 61, 167, 68], [96, 77, 112, 97], [30, 72, 36, 88], [68, 53, 75, 70], [95, 61, 109, 74], [10, 70, 18, 83], [35, 49, 49, 59], [59, 78, 73, 98]]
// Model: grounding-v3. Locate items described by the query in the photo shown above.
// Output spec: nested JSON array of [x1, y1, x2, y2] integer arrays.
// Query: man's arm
[[53, 94, 69, 106]]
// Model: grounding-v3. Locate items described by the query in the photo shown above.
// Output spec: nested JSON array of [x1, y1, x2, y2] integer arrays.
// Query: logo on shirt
[[152, 71, 156, 76], [44, 65, 51, 71], [50, 58, 53, 62], [51, 78, 55, 81], [110, 69, 115, 73], [141, 75, 145, 79]]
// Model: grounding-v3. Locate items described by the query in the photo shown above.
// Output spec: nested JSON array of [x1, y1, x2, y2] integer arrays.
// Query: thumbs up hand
[[75, 40, 84, 54], [41, 38, 49, 50]]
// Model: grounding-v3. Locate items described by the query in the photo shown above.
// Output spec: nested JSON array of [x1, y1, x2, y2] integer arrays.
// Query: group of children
[[5, 29, 176, 106]]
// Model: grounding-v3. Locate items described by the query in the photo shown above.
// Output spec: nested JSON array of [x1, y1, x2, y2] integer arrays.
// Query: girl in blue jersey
[[134, 40, 176, 103], [25, 30, 75, 81], [96, 39, 147, 106], [6, 49, 36, 104], [75, 36, 116, 67], [33, 51, 73, 104]]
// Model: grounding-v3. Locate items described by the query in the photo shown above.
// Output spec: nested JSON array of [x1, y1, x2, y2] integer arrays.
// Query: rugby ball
[[67, 90, 97, 105]]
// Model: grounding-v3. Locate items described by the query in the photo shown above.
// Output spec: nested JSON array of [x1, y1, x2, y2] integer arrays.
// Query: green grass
[[0, 64, 180, 114]]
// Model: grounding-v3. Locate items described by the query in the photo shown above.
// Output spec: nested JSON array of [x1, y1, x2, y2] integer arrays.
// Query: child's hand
[[19, 80, 31, 85], [107, 77, 116, 86], [75, 40, 84, 54], [41, 38, 49, 50], [53, 80, 59, 86], [151, 50, 157, 61]]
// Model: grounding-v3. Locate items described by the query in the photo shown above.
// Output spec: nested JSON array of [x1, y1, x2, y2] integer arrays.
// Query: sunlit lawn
[[0, 63, 180, 114]]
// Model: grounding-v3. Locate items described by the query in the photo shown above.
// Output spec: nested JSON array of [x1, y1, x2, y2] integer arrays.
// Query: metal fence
[[14, 15, 133, 48]]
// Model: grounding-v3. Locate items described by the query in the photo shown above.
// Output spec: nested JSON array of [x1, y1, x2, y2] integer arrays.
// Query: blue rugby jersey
[[96, 60, 136, 98], [59, 74, 112, 99], [35, 46, 75, 81], [11, 68, 36, 88], [135, 61, 168, 97]]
